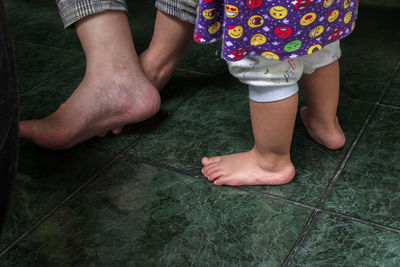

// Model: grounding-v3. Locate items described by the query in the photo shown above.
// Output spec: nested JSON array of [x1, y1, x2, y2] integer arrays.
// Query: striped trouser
[[56, 0, 199, 28]]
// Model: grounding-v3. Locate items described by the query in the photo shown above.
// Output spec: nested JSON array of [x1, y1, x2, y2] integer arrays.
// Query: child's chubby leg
[[300, 60, 345, 150], [202, 93, 297, 186]]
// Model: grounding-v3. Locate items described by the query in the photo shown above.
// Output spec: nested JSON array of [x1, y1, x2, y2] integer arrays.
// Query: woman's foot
[[300, 106, 345, 150], [201, 147, 295, 186], [19, 64, 160, 150]]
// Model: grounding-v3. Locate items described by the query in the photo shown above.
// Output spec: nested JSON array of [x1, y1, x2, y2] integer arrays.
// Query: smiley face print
[[232, 47, 246, 60], [307, 44, 322, 54], [300, 12, 317, 26], [274, 26, 293, 39], [227, 25, 244, 39], [261, 51, 280, 60], [328, 10, 339, 22], [248, 15, 264, 28], [250, 34, 267, 46], [284, 40, 302, 52], [294, 0, 311, 10], [269, 6, 288, 19], [225, 4, 239, 18], [208, 21, 221, 34], [246, 0, 263, 8], [309, 25, 324, 38], [323, 0, 334, 8], [344, 11, 352, 24], [329, 27, 342, 40], [344, 0, 351, 9], [202, 8, 216, 20]]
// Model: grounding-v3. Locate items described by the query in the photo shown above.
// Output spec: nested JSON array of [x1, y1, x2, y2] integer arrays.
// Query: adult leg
[[140, 7, 195, 89], [202, 95, 297, 186], [19, 11, 160, 149], [300, 60, 345, 150]]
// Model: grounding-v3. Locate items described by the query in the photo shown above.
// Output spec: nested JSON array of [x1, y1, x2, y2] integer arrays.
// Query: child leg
[[202, 93, 297, 186], [300, 60, 346, 150]]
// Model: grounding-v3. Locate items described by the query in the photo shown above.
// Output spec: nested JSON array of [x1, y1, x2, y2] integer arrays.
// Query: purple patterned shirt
[[194, 0, 358, 61]]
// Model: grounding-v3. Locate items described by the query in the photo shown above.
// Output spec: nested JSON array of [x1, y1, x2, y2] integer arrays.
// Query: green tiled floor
[[1, 0, 400, 266]]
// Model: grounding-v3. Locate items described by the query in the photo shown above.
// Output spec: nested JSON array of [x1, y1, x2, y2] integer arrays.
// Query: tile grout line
[[124, 154, 400, 235], [15, 40, 83, 54], [344, 97, 400, 110], [238, 187, 318, 211], [0, 138, 142, 258], [321, 209, 400, 234], [19, 58, 86, 97], [282, 60, 400, 266], [375, 61, 400, 105], [175, 68, 216, 77], [122, 154, 200, 178]]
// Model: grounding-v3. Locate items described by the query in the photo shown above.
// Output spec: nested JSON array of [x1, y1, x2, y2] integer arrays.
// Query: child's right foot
[[300, 106, 345, 150], [201, 148, 295, 186]]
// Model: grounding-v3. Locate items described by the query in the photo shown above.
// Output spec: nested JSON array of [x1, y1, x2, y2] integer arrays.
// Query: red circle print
[[246, 0, 263, 8], [274, 26, 293, 38]]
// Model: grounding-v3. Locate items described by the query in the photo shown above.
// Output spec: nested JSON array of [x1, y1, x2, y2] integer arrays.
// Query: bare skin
[[202, 61, 345, 186], [140, 11, 195, 90], [19, 11, 194, 149], [300, 60, 345, 150], [202, 94, 298, 186]]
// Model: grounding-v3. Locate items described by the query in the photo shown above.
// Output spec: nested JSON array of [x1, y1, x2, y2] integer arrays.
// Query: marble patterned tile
[[126, 73, 373, 206], [0, 158, 312, 266], [292, 213, 400, 266], [324, 106, 400, 229], [339, 5, 400, 103], [19, 63, 84, 121], [0, 140, 115, 251], [4, 0, 82, 51], [15, 42, 83, 94], [84, 70, 213, 152]]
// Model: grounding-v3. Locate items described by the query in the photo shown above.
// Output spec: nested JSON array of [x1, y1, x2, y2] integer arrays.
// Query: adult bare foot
[[300, 106, 345, 150], [19, 11, 160, 149], [19, 66, 160, 149], [201, 148, 295, 186]]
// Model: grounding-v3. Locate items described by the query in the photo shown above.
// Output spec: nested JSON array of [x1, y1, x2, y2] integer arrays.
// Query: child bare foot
[[201, 147, 295, 186], [300, 106, 345, 150]]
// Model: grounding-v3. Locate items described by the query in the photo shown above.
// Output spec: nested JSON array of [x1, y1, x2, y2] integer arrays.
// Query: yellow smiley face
[[309, 25, 324, 38], [323, 0, 334, 8], [269, 6, 288, 20], [351, 21, 356, 31], [208, 21, 221, 34], [344, 11, 352, 24], [202, 8, 216, 20], [307, 44, 322, 54], [250, 34, 267, 46], [248, 15, 264, 28], [227, 25, 243, 39], [225, 4, 239, 18], [300, 12, 317, 26], [261, 51, 280, 60], [344, 0, 351, 9], [328, 10, 339, 22]]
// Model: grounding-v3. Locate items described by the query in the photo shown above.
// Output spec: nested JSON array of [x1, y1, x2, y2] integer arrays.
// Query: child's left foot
[[300, 106, 346, 150], [201, 148, 295, 186]]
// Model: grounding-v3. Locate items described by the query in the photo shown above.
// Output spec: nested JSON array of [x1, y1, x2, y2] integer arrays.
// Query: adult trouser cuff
[[57, 0, 128, 28], [155, 0, 198, 24]]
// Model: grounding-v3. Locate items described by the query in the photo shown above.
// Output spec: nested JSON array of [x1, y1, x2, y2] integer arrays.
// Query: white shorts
[[226, 41, 341, 102]]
